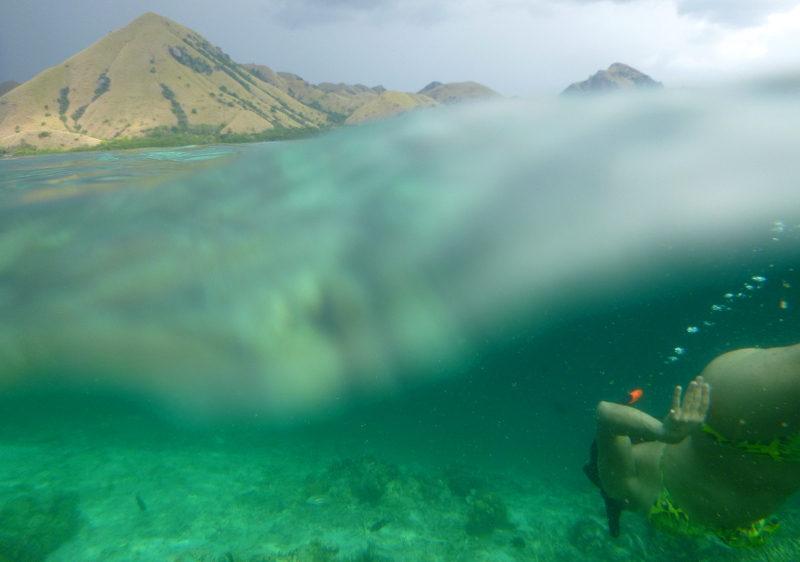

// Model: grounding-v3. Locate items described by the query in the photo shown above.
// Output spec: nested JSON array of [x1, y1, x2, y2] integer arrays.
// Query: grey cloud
[[562, 0, 800, 27], [268, 0, 452, 27], [265, 0, 800, 29], [676, 0, 800, 27]]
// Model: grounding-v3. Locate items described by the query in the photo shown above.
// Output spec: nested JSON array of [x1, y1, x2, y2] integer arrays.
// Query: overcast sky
[[2, 0, 800, 95]]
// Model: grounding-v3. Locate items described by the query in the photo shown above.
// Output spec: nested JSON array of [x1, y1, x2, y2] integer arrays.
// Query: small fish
[[369, 518, 390, 532], [305, 494, 332, 506], [627, 389, 643, 404], [135, 494, 147, 512]]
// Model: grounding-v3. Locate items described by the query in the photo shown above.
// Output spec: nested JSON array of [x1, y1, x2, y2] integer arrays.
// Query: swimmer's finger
[[686, 380, 708, 419], [683, 381, 699, 417], [671, 385, 682, 415]]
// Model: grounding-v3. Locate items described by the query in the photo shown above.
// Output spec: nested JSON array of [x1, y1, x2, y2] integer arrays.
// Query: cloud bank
[[676, 0, 800, 27], [267, 0, 454, 26], [267, 0, 800, 29]]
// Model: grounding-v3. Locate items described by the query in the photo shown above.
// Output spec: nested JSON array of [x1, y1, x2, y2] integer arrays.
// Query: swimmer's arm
[[596, 377, 711, 444], [596, 401, 665, 442]]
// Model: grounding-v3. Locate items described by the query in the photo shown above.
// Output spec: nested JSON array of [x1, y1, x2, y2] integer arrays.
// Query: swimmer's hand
[[660, 376, 711, 444]]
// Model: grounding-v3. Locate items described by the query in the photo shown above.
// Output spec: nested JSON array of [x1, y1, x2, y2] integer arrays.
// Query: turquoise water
[[1, 92, 800, 561]]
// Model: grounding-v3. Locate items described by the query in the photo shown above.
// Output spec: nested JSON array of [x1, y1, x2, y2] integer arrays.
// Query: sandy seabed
[[1, 411, 799, 562]]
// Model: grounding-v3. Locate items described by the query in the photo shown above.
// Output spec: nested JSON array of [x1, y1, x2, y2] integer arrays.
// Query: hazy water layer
[[2, 89, 800, 420]]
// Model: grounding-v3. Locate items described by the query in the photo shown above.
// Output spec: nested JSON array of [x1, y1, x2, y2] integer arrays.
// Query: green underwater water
[[1, 92, 800, 561]]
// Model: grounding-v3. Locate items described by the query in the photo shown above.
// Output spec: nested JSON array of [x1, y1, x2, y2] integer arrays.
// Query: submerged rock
[[0, 488, 82, 562]]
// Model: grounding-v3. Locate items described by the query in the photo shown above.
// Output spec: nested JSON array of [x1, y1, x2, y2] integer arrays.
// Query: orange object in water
[[627, 389, 643, 404]]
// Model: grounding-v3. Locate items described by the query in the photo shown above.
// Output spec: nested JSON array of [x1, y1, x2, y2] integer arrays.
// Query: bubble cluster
[[663, 221, 796, 364]]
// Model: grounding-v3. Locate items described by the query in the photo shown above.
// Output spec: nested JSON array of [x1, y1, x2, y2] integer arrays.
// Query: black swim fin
[[583, 440, 623, 538]]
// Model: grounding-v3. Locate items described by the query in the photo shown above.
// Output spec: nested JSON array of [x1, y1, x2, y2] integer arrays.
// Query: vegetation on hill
[[92, 72, 111, 101], [57, 87, 70, 123], [0, 124, 323, 156]]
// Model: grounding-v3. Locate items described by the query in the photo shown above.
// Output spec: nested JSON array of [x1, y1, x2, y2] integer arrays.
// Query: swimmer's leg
[[595, 401, 663, 502]]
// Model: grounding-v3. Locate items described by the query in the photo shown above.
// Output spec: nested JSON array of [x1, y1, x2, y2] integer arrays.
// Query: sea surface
[[1, 90, 800, 561]]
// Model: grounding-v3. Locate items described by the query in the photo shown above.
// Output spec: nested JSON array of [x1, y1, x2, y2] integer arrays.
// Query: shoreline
[[0, 125, 328, 157]]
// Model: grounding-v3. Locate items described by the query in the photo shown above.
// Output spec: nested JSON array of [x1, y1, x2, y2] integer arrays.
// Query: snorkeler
[[587, 343, 800, 547]]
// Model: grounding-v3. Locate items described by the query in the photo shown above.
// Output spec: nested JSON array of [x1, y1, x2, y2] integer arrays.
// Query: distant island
[[0, 12, 500, 155], [0, 12, 658, 156], [561, 63, 663, 95]]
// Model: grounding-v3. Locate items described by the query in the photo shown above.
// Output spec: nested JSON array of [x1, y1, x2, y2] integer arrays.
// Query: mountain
[[0, 81, 20, 97], [0, 12, 328, 151], [345, 91, 437, 124], [242, 64, 505, 124], [241, 64, 381, 123], [561, 63, 663, 95], [417, 81, 501, 104], [0, 12, 504, 152]]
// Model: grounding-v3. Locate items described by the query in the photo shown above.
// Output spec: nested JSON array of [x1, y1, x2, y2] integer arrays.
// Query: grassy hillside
[[345, 91, 437, 124], [242, 65, 380, 124], [0, 12, 328, 152]]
